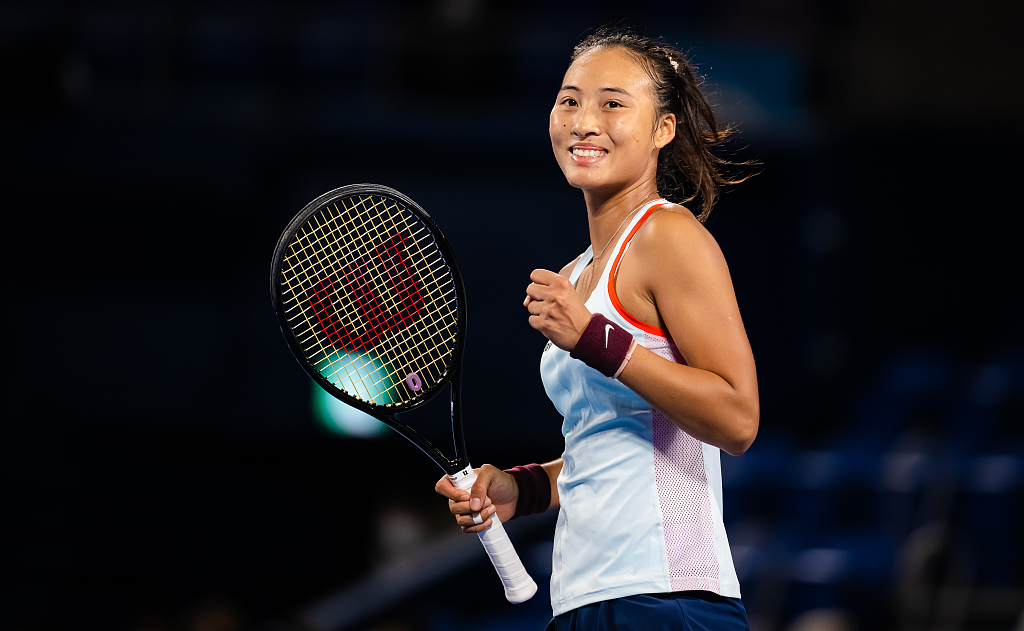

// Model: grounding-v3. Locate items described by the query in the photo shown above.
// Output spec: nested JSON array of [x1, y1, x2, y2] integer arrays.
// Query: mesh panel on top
[[646, 333, 722, 593]]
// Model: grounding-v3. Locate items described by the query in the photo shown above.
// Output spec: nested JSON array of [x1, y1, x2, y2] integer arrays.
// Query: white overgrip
[[449, 465, 539, 603]]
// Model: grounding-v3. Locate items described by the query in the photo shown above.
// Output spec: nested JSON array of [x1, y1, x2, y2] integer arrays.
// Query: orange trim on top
[[607, 203, 669, 338]]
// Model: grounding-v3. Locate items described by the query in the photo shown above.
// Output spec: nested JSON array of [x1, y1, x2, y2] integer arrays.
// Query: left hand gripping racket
[[270, 184, 537, 603]]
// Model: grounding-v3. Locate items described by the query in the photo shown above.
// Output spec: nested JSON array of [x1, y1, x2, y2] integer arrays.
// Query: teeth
[[573, 148, 605, 158]]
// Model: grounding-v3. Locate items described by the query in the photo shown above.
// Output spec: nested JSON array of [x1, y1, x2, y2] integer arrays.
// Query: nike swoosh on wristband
[[605, 323, 613, 348]]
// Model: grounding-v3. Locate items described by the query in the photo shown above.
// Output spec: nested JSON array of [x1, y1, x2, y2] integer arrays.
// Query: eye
[[604, 100, 623, 108], [561, 97, 578, 107]]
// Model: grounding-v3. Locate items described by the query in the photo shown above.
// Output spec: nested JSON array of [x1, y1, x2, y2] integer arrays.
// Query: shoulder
[[625, 203, 732, 299], [632, 203, 723, 263]]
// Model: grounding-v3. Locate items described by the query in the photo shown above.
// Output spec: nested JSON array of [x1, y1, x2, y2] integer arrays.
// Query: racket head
[[270, 184, 467, 420]]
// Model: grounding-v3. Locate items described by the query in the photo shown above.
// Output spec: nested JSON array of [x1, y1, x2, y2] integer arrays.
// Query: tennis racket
[[270, 183, 537, 603]]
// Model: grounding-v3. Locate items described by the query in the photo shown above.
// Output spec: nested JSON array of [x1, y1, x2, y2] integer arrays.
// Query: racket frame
[[270, 184, 470, 475]]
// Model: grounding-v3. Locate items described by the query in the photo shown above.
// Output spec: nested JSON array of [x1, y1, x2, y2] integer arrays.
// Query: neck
[[584, 180, 660, 259]]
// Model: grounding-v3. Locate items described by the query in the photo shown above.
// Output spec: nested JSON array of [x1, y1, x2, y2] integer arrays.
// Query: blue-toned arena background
[[1, 2, 1021, 630]]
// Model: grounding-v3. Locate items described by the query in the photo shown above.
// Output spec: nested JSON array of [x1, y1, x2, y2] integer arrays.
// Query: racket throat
[[449, 373, 470, 473]]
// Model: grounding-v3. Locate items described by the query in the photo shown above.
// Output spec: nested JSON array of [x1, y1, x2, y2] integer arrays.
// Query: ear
[[653, 113, 676, 150]]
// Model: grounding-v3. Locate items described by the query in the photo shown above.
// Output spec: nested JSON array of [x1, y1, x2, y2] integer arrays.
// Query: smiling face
[[549, 46, 675, 198]]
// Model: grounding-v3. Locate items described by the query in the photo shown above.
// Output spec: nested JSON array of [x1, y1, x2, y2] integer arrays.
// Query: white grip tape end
[[449, 466, 539, 603]]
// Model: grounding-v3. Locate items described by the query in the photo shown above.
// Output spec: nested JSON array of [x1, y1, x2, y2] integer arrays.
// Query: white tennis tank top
[[540, 200, 741, 615]]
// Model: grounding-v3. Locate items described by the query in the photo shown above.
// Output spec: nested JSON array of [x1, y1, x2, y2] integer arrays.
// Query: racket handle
[[449, 466, 539, 603]]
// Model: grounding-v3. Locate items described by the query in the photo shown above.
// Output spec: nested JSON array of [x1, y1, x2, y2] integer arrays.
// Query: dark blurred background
[[2, 1, 1022, 630]]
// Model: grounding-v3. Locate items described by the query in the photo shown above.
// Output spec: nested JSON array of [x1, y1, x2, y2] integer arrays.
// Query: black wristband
[[504, 464, 551, 520]]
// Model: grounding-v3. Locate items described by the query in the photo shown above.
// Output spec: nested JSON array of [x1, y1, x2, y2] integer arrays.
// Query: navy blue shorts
[[546, 591, 749, 631]]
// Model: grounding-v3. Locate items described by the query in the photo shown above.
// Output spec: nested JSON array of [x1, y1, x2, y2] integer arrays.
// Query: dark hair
[[571, 27, 752, 222]]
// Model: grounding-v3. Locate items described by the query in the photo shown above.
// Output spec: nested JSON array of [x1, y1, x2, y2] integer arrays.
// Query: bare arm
[[616, 210, 759, 454], [524, 208, 758, 455]]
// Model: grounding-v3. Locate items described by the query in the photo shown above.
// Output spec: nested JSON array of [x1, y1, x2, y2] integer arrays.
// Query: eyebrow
[[560, 85, 634, 97]]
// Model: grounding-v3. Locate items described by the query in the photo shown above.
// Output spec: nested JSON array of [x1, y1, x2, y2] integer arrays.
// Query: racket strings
[[284, 209, 388, 398], [372, 201, 460, 376], [279, 194, 459, 407], [286, 207, 439, 404], [314, 199, 446, 398], [281, 209, 449, 324], [286, 206, 442, 403], [283, 213, 400, 402], [359, 204, 458, 391], [285, 199, 438, 320], [312, 196, 456, 392], [309, 209, 421, 345]]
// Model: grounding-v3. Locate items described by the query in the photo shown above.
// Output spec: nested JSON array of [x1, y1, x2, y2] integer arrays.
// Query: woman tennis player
[[436, 28, 759, 629]]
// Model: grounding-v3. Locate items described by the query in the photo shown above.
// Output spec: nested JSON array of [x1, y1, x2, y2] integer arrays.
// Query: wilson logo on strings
[[306, 232, 424, 351]]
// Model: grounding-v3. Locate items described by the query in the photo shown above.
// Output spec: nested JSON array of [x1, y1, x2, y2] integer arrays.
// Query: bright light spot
[[318, 351, 396, 406], [312, 383, 388, 438]]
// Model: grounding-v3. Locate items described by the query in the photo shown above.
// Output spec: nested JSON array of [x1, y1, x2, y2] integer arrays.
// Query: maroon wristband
[[504, 464, 551, 520], [570, 313, 634, 377]]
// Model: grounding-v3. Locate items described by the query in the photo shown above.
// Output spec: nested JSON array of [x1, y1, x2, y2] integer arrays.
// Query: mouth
[[571, 147, 607, 158], [570, 145, 607, 162]]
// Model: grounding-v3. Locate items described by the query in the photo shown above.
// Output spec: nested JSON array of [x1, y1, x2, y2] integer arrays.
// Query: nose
[[571, 103, 600, 138]]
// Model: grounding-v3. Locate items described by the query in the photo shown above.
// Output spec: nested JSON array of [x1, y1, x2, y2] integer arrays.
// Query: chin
[[566, 177, 616, 195], [561, 169, 605, 191], [565, 179, 597, 192]]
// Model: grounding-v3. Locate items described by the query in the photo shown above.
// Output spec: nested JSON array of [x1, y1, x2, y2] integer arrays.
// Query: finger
[[470, 477, 492, 512], [468, 465, 505, 513], [435, 475, 469, 501], [523, 295, 532, 307], [449, 496, 491, 515], [456, 505, 495, 526], [527, 300, 545, 316], [525, 282, 555, 302], [462, 518, 492, 534], [458, 507, 496, 533], [530, 268, 561, 284]]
